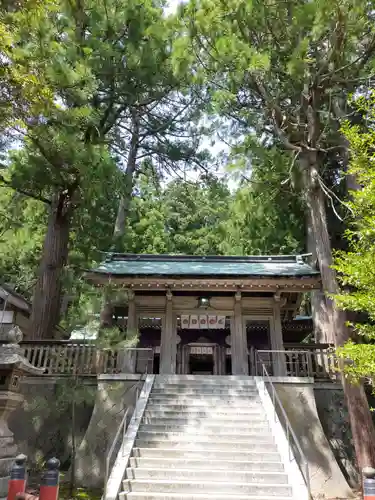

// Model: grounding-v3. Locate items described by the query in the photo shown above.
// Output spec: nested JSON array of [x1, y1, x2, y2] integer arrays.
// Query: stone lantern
[[0, 327, 43, 499]]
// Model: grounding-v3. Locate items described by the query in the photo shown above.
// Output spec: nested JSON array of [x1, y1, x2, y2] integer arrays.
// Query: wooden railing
[[255, 349, 338, 379], [21, 342, 154, 376], [21, 340, 337, 379]]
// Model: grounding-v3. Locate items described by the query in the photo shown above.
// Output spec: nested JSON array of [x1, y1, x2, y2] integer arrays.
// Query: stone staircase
[[120, 376, 298, 500]]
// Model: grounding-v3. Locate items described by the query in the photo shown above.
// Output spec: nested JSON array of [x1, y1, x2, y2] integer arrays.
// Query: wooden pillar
[[176, 344, 183, 374], [231, 292, 249, 375], [213, 344, 219, 375], [126, 290, 137, 337], [160, 290, 177, 374], [270, 294, 287, 376], [181, 345, 190, 374]]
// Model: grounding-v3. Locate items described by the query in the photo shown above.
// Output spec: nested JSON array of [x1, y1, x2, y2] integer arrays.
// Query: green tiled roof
[[90, 254, 319, 278]]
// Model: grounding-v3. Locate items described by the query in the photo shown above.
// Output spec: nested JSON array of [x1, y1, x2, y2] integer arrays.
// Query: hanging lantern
[[197, 296, 211, 309]]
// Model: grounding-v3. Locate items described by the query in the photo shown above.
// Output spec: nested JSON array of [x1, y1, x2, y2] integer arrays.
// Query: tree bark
[[100, 293, 113, 328], [29, 193, 71, 339], [306, 211, 333, 344], [303, 152, 375, 473], [112, 110, 140, 251]]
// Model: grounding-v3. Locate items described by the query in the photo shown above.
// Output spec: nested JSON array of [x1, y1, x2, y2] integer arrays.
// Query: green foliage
[[0, 188, 46, 296], [0, 0, 211, 336], [337, 341, 375, 384], [173, 0, 375, 257], [163, 174, 231, 255], [59, 487, 102, 500], [0, 161, 306, 313], [220, 148, 305, 255], [174, 0, 375, 143], [123, 173, 232, 255], [96, 325, 139, 349], [335, 91, 375, 383], [0, 0, 322, 336]]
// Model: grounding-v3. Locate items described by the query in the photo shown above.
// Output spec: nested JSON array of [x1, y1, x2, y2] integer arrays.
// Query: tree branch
[[0, 174, 51, 204]]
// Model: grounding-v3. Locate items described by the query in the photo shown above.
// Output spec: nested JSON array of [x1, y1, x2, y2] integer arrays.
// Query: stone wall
[[74, 374, 143, 489], [8, 377, 96, 470], [8, 373, 143, 490], [273, 379, 354, 499], [314, 383, 359, 486]]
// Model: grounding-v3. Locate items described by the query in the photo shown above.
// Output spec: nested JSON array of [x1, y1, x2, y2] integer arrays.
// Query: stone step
[[151, 388, 259, 396], [126, 467, 289, 484], [151, 386, 259, 392], [152, 386, 258, 392], [154, 375, 257, 383], [123, 479, 293, 496], [134, 439, 278, 452], [142, 410, 267, 420], [139, 422, 271, 433], [136, 431, 274, 443], [129, 457, 284, 472], [121, 492, 292, 500], [132, 447, 281, 462], [147, 397, 262, 405], [145, 403, 264, 413], [149, 393, 260, 400], [148, 398, 261, 406], [141, 415, 268, 425]]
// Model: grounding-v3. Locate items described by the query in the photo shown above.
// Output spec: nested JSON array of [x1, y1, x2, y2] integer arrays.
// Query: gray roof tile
[[91, 254, 319, 278]]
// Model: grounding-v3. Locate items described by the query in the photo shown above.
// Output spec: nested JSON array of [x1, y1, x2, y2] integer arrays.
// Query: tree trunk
[[99, 112, 140, 332], [112, 110, 140, 251], [29, 194, 71, 339], [303, 152, 375, 473], [113, 193, 132, 250], [306, 211, 333, 344], [100, 293, 113, 328]]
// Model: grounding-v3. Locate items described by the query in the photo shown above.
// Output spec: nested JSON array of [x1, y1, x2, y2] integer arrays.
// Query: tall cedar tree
[[175, 0, 375, 472]]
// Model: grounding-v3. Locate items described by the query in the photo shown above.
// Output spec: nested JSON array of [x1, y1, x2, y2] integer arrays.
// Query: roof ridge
[[104, 253, 311, 263]]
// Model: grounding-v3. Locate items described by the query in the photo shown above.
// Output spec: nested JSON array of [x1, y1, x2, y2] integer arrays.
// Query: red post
[[363, 467, 375, 500], [39, 458, 60, 500], [7, 454, 27, 500]]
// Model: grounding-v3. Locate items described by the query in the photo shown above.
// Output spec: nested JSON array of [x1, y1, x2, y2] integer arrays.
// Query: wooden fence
[[256, 349, 338, 379], [22, 342, 154, 376], [21, 341, 337, 379]]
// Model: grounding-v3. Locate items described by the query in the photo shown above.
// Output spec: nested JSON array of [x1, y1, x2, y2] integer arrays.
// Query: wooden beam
[[86, 274, 321, 291]]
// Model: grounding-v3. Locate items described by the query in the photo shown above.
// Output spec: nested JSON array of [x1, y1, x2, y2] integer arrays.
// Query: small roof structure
[[0, 283, 67, 339], [86, 253, 321, 292], [0, 283, 31, 314]]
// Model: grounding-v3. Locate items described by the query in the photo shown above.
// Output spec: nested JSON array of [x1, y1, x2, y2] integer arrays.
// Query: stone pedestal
[[0, 328, 43, 498], [118, 349, 136, 373]]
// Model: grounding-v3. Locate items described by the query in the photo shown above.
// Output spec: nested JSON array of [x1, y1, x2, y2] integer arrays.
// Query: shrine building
[[86, 253, 321, 376]]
